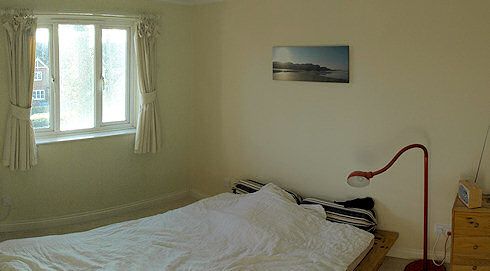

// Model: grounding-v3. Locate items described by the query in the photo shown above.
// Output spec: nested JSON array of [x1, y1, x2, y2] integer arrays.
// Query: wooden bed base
[[354, 230, 399, 271]]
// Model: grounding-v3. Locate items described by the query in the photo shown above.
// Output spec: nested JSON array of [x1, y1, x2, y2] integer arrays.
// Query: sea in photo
[[272, 46, 349, 83]]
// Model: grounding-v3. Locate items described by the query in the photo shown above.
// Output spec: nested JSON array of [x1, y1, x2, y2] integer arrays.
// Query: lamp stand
[[405, 259, 445, 271], [347, 144, 446, 271], [404, 145, 445, 271]]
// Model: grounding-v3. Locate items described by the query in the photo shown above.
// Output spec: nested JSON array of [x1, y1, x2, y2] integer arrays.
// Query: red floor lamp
[[347, 144, 445, 271]]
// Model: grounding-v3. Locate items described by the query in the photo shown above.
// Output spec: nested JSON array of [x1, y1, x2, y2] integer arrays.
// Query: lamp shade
[[347, 175, 370, 187], [347, 171, 373, 188]]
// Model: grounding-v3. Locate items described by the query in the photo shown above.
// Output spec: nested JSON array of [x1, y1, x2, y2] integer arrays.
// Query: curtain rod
[[34, 11, 145, 19]]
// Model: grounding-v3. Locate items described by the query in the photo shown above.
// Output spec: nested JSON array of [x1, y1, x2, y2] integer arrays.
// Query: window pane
[[59, 24, 95, 131], [31, 28, 51, 129], [102, 29, 127, 122]]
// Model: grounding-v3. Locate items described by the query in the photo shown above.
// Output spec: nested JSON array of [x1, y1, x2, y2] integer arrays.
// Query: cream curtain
[[2, 9, 38, 171], [134, 16, 161, 154]]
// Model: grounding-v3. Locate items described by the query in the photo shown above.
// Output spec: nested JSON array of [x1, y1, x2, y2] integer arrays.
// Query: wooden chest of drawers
[[451, 195, 490, 271]]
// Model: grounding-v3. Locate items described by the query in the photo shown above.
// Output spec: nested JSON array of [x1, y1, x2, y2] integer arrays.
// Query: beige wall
[[191, 0, 490, 257], [0, 0, 194, 222], [1, 0, 489, 259]]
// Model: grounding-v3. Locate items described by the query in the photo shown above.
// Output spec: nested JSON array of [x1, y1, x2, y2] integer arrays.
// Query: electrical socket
[[435, 224, 451, 235]]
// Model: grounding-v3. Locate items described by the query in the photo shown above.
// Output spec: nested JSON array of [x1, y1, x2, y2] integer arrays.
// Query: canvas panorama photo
[[273, 46, 349, 83]]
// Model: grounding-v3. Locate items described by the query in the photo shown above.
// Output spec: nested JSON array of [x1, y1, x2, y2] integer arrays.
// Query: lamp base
[[404, 259, 446, 271]]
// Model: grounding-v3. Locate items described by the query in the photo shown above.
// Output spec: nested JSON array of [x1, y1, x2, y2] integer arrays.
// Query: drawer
[[454, 213, 490, 235], [453, 236, 490, 257], [452, 265, 490, 271], [452, 254, 490, 266]]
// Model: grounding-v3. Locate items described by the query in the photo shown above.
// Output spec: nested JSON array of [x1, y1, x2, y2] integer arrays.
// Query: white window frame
[[34, 71, 42, 81], [33, 89, 45, 100], [34, 15, 137, 143]]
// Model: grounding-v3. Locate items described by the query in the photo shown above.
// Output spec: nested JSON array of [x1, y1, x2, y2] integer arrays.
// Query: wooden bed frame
[[354, 230, 399, 271]]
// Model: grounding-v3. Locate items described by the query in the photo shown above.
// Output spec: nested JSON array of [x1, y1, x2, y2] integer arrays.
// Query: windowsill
[[35, 128, 136, 145]]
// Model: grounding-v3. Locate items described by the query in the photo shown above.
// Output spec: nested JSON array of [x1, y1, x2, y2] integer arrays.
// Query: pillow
[[301, 197, 377, 232], [232, 179, 303, 204], [232, 179, 264, 194]]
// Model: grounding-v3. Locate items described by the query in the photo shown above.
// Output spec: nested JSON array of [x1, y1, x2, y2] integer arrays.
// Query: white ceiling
[[158, 0, 222, 5]]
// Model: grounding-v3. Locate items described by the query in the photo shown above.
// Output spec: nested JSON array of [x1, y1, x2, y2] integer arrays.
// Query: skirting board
[[189, 189, 212, 200], [387, 246, 450, 262], [0, 190, 188, 233]]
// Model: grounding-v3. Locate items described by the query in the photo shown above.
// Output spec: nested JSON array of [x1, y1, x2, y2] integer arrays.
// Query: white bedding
[[0, 184, 374, 270]]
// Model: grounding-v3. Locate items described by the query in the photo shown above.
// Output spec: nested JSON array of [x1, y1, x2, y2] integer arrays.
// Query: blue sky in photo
[[273, 46, 349, 71]]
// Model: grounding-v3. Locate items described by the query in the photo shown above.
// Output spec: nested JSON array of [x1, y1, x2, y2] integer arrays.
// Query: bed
[[0, 183, 397, 270]]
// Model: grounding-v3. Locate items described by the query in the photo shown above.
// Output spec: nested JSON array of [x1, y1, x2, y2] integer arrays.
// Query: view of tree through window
[[102, 28, 127, 123], [31, 28, 50, 129], [59, 24, 95, 131]]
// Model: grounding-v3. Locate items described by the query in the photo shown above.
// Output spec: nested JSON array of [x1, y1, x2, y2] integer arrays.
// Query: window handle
[[50, 76, 56, 94], [99, 75, 105, 93]]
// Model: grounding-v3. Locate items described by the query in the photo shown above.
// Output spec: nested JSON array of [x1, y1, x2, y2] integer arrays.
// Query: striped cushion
[[232, 179, 303, 204], [301, 197, 377, 232]]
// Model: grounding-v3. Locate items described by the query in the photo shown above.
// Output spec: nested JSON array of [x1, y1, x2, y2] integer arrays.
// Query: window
[[33, 89, 45, 100], [31, 16, 136, 141], [34, 71, 42, 81]]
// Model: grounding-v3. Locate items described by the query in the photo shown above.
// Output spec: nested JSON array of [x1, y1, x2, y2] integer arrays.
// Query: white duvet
[[0, 184, 374, 271]]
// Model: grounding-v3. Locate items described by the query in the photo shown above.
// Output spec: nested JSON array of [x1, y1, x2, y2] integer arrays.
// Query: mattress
[[347, 238, 374, 271], [0, 183, 374, 270]]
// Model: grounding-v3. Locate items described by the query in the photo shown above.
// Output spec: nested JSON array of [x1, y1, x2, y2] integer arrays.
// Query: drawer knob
[[473, 245, 479, 249], [474, 222, 479, 228], [472, 266, 477, 270]]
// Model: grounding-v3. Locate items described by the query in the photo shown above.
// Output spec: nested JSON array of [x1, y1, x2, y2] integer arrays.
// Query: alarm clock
[[458, 180, 482, 208]]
